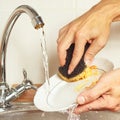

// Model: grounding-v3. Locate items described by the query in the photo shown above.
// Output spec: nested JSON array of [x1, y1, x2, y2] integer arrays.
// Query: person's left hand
[[74, 69, 120, 114]]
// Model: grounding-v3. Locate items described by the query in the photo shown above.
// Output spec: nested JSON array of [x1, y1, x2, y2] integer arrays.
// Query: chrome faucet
[[0, 5, 44, 108]]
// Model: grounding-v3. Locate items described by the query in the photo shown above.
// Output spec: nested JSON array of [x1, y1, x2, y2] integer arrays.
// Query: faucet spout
[[0, 5, 44, 83], [0, 5, 44, 108], [15, 5, 44, 29]]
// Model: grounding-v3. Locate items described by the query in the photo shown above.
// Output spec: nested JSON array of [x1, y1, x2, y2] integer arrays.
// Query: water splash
[[67, 105, 81, 120]]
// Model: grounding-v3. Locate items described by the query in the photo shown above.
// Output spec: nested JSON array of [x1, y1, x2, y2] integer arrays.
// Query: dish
[[47, 68, 104, 108], [34, 57, 114, 112]]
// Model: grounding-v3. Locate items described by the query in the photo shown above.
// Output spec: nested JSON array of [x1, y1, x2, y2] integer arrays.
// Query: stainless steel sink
[[0, 103, 68, 120], [0, 103, 120, 120]]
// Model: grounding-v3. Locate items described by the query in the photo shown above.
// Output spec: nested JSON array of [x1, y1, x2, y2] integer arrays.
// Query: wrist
[[91, 0, 120, 22]]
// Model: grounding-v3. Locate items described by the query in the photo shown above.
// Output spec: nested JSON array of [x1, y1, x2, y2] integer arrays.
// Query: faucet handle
[[22, 69, 37, 90], [22, 80, 37, 90]]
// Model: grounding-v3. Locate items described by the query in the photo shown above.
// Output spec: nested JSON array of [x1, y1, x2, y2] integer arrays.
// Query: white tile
[[74, 0, 120, 68], [75, 0, 100, 17], [0, 0, 76, 86]]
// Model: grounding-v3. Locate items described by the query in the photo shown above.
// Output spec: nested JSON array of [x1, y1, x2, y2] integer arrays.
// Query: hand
[[74, 69, 120, 114], [57, 0, 120, 74]]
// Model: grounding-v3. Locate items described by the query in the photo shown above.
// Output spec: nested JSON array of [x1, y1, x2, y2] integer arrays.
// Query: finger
[[57, 32, 68, 66], [68, 34, 87, 74], [57, 25, 68, 44], [84, 37, 106, 65], [57, 28, 75, 66], [74, 96, 107, 114], [77, 77, 110, 105], [75, 95, 120, 114]]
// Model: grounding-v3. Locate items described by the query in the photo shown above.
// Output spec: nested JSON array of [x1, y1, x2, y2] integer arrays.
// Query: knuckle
[[85, 92, 97, 102], [75, 31, 81, 39], [97, 40, 106, 48], [85, 51, 94, 58], [89, 91, 98, 99], [68, 25, 76, 33], [75, 30, 89, 41], [97, 97, 104, 103]]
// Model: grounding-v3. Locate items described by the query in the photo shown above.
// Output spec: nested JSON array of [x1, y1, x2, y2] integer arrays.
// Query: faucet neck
[[0, 5, 44, 83]]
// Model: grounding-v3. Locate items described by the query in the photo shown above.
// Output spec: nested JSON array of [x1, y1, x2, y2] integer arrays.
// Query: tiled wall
[[0, 0, 120, 86]]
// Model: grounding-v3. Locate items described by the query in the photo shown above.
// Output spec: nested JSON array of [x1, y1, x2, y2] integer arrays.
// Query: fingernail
[[77, 96, 85, 104]]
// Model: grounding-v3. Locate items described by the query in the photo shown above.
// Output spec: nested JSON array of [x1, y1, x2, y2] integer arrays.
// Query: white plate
[[34, 57, 114, 112]]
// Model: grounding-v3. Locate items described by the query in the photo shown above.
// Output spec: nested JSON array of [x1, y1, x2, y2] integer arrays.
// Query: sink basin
[[0, 103, 120, 120], [0, 103, 68, 120]]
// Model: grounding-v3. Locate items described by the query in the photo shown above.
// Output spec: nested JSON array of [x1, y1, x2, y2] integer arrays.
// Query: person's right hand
[[57, 0, 118, 74], [74, 68, 120, 114]]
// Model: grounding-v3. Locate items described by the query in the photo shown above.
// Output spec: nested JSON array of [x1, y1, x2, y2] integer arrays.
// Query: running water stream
[[40, 28, 50, 88], [40, 28, 80, 120]]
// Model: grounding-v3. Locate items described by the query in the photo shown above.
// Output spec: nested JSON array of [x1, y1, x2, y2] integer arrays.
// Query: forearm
[[92, 0, 120, 22]]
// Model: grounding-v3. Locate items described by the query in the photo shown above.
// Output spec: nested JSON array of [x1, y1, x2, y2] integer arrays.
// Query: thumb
[[77, 77, 109, 105], [84, 38, 106, 65]]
